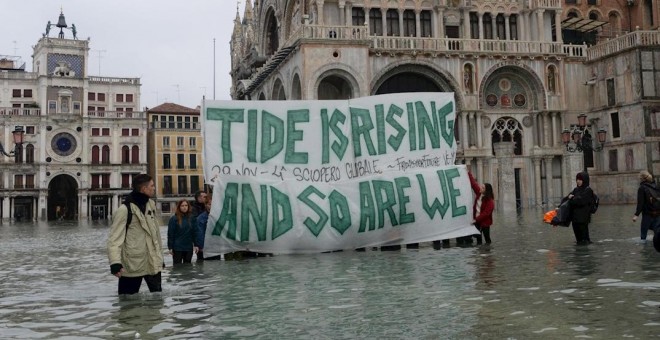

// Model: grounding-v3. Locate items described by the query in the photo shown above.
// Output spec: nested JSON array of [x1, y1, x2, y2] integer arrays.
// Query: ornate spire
[[243, 0, 253, 24]]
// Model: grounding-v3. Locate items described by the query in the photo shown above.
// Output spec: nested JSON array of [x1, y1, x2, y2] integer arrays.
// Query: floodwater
[[0, 205, 658, 339]]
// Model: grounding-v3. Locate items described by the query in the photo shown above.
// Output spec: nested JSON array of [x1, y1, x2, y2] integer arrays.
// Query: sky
[[2, 0, 247, 109]]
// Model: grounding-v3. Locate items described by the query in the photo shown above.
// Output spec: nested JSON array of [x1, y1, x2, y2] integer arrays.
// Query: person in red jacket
[[468, 171, 495, 244]]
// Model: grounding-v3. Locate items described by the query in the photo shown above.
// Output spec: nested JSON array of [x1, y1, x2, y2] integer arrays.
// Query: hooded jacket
[[567, 171, 595, 224], [634, 180, 659, 216], [107, 192, 164, 277]]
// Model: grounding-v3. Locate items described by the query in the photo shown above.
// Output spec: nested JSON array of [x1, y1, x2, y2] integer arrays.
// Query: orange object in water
[[543, 209, 557, 224]]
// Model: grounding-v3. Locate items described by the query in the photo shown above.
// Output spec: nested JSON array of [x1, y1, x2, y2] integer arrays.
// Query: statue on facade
[[45, 21, 52, 36], [71, 24, 77, 40]]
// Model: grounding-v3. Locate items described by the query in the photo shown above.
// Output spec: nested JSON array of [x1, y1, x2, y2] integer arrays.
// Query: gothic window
[[484, 14, 493, 39], [92, 145, 99, 164], [352, 7, 365, 26], [369, 9, 383, 36], [403, 10, 416, 37], [607, 78, 616, 106], [608, 149, 618, 171], [510, 15, 518, 40], [491, 117, 523, 155], [420, 11, 432, 37], [265, 12, 279, 56], [25, 144, 35, 163], [470, 13, 479, 39], [496, 14, 506, 39], [386, 9, 399, 36]]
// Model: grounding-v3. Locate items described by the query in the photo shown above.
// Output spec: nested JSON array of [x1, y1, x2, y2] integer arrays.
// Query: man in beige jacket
[[107, 174, 164, 295]]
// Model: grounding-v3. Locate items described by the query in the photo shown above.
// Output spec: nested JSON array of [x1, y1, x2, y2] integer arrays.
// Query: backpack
[[644, 185, 660, 213], [590, 192, 599, 214]]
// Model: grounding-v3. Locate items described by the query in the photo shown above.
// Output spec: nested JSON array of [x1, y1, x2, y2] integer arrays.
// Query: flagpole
[[213, 38, 216, 100]]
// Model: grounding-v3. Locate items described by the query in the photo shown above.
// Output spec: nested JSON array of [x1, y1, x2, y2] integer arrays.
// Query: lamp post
[[0, 126, 26, 162], [562, 114, 607, 170], [626, 0, 634, 33]]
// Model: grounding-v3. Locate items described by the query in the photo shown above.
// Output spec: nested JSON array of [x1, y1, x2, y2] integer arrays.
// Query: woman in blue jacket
[[167, 199, 198, 265]]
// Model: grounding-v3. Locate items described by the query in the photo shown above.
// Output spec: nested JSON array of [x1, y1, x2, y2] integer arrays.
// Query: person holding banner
[[468, 171, 495, 245], [167, 200, 199, 265]]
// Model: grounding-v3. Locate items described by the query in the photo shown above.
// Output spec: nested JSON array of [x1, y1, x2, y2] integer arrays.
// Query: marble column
[[551, 112, 559, 147], [436, 7, 444, 38], [537, 9, 545, 42], [2, 197, 9, 219], [504, 14, 511, 40], [562, 152, 584, 198], [544, 156, 555, 205], [543, 112, 551, 148], [464, 9, 471, 38], [339, 2, 345, 26], [494, 142, 516, 212], [533, 157, 543, 206], [317, 0, 325, 25], [478, 13, 484, 39], [469, 112, 477, 148], [416, 10, 421, 37], [461, 111, 469, 150], [476, 158, 484, 185], [476, 112, 483, 148], [381, 8, 387, 37], [554, 10, 563, 43]]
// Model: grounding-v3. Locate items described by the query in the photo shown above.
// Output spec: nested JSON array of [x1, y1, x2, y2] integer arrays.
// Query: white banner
[[202, 93, 478, 254]]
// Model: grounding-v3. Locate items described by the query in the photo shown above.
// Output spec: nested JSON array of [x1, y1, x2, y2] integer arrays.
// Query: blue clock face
[[51, 132, 77, 156]]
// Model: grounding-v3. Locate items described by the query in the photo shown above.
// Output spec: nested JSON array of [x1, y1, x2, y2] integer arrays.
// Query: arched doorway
[[318, 75, 353, 99], [375, 72, 442, 94], [48, 174, 78, 220]]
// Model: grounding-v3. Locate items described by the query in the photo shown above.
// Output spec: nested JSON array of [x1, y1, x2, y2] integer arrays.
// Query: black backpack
[[644, 185, 660, 213], [590, 191, 599, 214], [123, 201, 133, 234]]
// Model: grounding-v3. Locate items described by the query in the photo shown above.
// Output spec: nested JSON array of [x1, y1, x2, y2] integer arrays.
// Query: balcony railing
[[530, 0, 562, 9], [88, 111, 145, 119], [0, 107, 41, 116], [586, 30, 660, 61], [89, 76, 141, 85], [0, 71, 38, 80]]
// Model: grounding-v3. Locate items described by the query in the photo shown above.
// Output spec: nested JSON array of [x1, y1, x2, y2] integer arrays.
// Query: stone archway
[[48, 174, 78, 221]]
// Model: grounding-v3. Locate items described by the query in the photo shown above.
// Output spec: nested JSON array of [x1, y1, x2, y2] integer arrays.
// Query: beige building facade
[[0, 11, 146, 221], [229, 0, 660, 209], [147, 103, 204, 215]]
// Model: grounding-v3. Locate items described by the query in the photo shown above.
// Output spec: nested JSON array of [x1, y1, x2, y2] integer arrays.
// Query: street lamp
[[0, 126, 26, 158], [561, 114, 607, 153]]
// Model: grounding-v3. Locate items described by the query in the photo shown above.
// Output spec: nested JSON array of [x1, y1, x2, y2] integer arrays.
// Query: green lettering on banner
[[406, 102, 417, 151], [321, 108, 349, 164], [358, 181, 376, 232], [241, 184, 268, 241], [285, 109, 309, 164], [271, 187, 293, 240], [261, 110, 285, 163], [213, 183, 239, 240], [417, 172, 450, 219], [445, 168, 467, 217], [394, 177, 415, 225], [329, 190, 351, 234], [350, 107, 376, 157], [247, 109, 259, 162], [386, 104, 405, 151], [372, 180, 398, 228], [206, 108, 244, 163], [437, 102, 455, 147], [375, 104, 386, 155], [416, 101, 440, 149], [297, 186, 328, 237]]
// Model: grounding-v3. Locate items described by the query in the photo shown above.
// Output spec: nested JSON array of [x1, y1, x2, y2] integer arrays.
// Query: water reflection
[[0, 205, 658, 339]]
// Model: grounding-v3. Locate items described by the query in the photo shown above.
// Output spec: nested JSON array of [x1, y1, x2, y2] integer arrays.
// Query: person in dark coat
[[563, 171, 595, 245], [189, 191, 207, 261], [632, 170, 660, 243], [195, 198, 212, 262]]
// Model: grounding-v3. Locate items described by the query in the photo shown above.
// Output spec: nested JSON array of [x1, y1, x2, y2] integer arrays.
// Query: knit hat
[[639, 170, 653, 182]]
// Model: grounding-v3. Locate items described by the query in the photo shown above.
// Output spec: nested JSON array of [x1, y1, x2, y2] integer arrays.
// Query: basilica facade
[[0, 12, 146, 221], [229, 0, 660, 209]]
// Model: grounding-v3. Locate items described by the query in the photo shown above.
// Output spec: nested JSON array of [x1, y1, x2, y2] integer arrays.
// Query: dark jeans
[[118, 272, 162, 295], [474, 225, 492, 244], [172, 251, 193, 265], [572, 222, 591, 244], [196, 250, 204, 262], [640, 214, 660, 240]]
